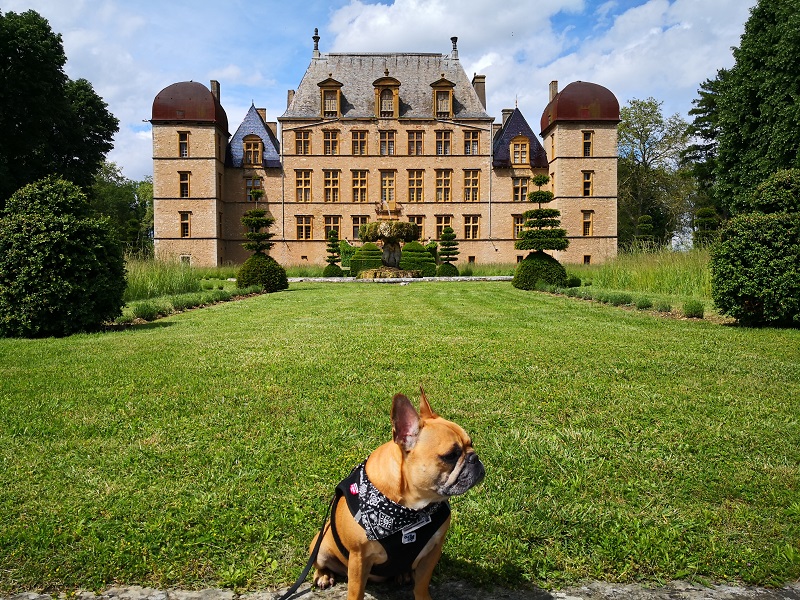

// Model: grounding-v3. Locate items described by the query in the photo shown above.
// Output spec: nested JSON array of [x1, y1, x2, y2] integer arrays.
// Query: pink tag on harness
[[349, 483, 359, 495]]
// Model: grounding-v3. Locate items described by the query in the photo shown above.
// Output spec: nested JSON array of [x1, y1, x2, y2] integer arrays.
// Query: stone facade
[[151, 37, 619, 268]]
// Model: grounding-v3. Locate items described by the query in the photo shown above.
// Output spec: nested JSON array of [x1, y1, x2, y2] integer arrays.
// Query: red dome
[[540, 81, 619, 134], [152, 81, 228, 132]]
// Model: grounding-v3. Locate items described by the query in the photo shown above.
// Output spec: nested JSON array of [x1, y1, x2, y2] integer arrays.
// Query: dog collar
[[342, 460, 447, 541]]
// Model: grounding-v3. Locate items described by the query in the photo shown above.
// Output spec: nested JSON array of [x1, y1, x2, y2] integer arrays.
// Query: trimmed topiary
[[710, 211, 800, 326], [349, 242, 383, 278], [323, 263, 344, 277], [324, 229, 344, 277], [236, 253, 288, 293], [399, 241, 436, 277], [0, 177, 126, 337], [436, 262, 460, 277], [683, 299, 705, 319], [749, 169, 800, 214], [512, 251, 567, 291]]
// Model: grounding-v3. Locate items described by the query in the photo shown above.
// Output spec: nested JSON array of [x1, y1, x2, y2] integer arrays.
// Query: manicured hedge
[[512, 251, 567, 290], [399, 241, 436, 277]]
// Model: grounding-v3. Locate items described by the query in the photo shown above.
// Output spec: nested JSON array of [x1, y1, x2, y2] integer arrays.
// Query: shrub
[[339, 240, 357, 270], [635, 297, 653, 310], [655, 301, 672, 313], [0, 177, 126, 337], [512, 251, 567, 291], [349, 242, 383, 278], [436, 262, 460, 277], [609, 292, 633, 306], [710, 212, 800, 326], [683, 299, 705, 319], [565, 274, 582, 288], [323, 263, 344, 278], [236, 254, 288, 293], [400, 241, 437, 277], [749, 169, 800, 214]]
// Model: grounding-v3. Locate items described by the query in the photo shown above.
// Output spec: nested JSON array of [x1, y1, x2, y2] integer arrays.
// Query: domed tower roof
[[151, 81, 229, 134], [540, 81, 619, 134]]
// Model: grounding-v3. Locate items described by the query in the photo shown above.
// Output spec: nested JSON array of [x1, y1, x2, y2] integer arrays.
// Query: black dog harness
[[330, 461, 450, 578]]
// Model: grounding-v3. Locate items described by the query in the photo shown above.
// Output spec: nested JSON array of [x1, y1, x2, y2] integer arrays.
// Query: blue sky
[[4, 0, 756, 182]]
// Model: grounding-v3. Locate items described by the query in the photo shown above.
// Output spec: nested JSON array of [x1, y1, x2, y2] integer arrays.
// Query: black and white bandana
[[345, 461, 446, 541]]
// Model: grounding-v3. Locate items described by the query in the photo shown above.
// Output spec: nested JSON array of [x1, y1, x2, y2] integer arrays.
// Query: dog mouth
[[441, 453, 485, 496]]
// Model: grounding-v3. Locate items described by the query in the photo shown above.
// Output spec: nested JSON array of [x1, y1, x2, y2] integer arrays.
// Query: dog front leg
[[346, 551, 373, 600], [411, 527, 447, 600]]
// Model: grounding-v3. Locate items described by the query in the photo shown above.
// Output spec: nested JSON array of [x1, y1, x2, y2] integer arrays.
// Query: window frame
[[295, 170, 312, 203], [513, 214, 525, 239], [436, 130, 451, 156], [408, 131, 423, 155], [380, 170, 396, 204], [351, 169, 368, 203], [245, 176, 262, 202], [512, 177, 528, 202], [408, 215, 424, 239], [435, 215, 453, 239], [179, 211, 191, 238], [582, 210, 594, 236], [323, 130, 339, 156], [351, 130, 367, 155], [582, 130, 594, 157], [352, 215, 368, 240], [178, 131, 189, 158], [379, 130, 395, 156], [324, 170, 340, 203], [435, 169, 452, 202], [464, 215, 480, 240], [464, 131, 479, 155], [179, 172, 190, 198], [511, 136, 529, 165], [463, 169, 480, 202], [408, 169, 424, 203], [296, 215, 313, 240], [243, 135, 262, 165], [295, 130, 311, 155], [582, 171, 594, 197], [324, 215, 341, 238]]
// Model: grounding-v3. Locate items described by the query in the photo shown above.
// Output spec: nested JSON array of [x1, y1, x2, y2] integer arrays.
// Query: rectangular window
[[179, 211, 191, 238], [436, 91, 451, 118], [436, 131, 451, 155], [352, 131, 367, 155], [379, 89, 394, 117], [381, 171, 395, 204], [296, 170, 312, 202], [550, 134, 555, 159], [380, 131, 395, 156], [178, 132, 189, 157], [352, 215, 368, 240], [583, 171, 594, 197], [245, 177, 262, 202], [179, 172, 190, 198], [408, 170, 424, 202], [324, 215, 341, 237], [512, 177, 528, 202], [244, 140, 261, 164], [464, 131, 479, 155], [323, 130, 339, 155], [352, 170, 368, 202], [408, 131, 423, 155], [324, 170, 340, 202], [464, 170, 480, 202], [513, 215, 525, 239], [512, 141, 528, 164], [408, 215, 424, 239], [435, 169, 452, 202], [295, 131, 311, 155], [296, 215, 313, 240], [323, 90, 338, 117], [583, 131, 593, 157], [435, 215, 452, 239], [464, 215, 480, 240], [584, 255, 592, 265], [582, 210, 594, 236]]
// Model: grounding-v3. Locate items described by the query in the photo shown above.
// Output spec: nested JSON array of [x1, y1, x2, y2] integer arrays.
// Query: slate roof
[[228, 104, 281, 168], [492, 108, 548, 169], [281, 52, 491, 120]]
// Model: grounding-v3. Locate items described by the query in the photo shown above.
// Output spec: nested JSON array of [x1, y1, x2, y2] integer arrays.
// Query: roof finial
[[313, 28, 320, 58], [450, 36, 458, 59]]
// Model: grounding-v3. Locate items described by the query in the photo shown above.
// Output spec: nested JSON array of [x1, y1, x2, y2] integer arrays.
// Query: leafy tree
[[0, 10, 117, 205], [515, 174, 568, 253], [711, 0, 800, 213], [617, 98, 692, 246], [0, 177, 126, 337], [323, 229, 344, 277], [241, 207, 276, 255], [90, 162, 152, 254], [693, 207, 721, 247], [436, 226, 459, 276]]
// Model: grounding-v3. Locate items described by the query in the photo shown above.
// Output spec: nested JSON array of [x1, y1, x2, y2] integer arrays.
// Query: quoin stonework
[[151, 33, 620, 267]]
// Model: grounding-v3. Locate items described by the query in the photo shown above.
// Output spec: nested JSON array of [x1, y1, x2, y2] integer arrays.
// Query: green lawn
[[1, 282, 798, 592]]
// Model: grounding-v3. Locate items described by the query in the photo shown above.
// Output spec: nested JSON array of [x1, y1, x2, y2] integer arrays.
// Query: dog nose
[[467, 452, 480, 464]]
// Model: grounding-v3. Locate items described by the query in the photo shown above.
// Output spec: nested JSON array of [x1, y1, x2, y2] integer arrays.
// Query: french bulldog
[[311, 388, 485, 600]]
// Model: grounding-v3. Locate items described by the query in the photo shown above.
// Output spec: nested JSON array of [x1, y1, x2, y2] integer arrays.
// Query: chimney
[[267, 122, 278, 138], [256, 108, 267, 122], [313, 28, 321, 59], [472, 74, 486, 109], [287, 89, 296, 108], [210, 80, 220, 101], [492, 123, 502, 138], [502, 108, 514, 125], [549, 80, 559, 102], [450, 36, 458, 59]]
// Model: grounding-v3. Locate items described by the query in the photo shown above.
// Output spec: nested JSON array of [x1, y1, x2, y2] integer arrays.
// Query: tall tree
[[712, 0, 800, 214], [617, 97, 692, 247], [0, 10, 117, 205], [90, 162, 152, 254]]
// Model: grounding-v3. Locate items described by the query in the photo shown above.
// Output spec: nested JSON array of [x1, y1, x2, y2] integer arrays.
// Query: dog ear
[[392, 393, 420, 451], [419, 386, 439, 419]]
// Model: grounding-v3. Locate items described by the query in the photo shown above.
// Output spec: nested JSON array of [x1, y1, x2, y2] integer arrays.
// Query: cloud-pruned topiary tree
[[323, 228, 344, 277], [0, 176, 126, 337], [436, 226, 460, 276], [513, 174, 569, 290], [236, 199, 288, 292]]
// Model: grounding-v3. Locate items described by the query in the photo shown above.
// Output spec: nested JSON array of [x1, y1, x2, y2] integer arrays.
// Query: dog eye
[[440, 447, 462, 464]]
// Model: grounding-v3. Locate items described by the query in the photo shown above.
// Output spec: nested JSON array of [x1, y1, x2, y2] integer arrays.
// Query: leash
[[277, 494, 337, 600]]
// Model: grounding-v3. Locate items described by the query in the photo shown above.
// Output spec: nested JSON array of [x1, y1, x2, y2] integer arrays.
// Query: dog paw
[[313, 569, 336, 590], [393, 571, 413, 586]]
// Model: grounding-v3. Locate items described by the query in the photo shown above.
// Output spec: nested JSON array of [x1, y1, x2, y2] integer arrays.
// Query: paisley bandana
[[347, 461, 446, 541]]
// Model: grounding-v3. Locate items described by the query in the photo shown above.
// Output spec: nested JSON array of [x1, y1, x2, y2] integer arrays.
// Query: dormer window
[[373, 73, 401, 119], [430, 76, 455, 119], [243, 135, 262, 165], [318, 76, 343, 118], [511, 136, 529, 165]]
